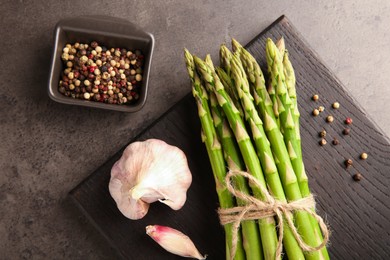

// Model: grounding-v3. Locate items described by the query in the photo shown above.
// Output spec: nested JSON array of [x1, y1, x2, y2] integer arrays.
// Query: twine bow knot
[[218, 170, 329, 260]]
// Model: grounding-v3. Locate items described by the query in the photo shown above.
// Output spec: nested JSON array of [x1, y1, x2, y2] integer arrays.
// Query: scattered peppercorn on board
[[69, 15, 390, 259]]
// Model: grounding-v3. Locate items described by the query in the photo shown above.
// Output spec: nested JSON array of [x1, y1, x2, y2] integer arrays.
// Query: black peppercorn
[[344, 159, 353, 167], [59, 86, 66, 93], [352, 173, 363, 181], [342, 128, 350, 135], [94, 93, 101, 101], [332, 138, 339, 145], [90, 41, 98, 48]]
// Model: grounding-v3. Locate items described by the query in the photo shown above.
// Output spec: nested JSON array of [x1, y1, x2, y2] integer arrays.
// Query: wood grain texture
[[69, 16, 390, 259]]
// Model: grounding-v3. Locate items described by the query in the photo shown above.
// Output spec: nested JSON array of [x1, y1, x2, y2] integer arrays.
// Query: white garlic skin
[[109, 139, 192, 220], [146, 225, 207, 259]]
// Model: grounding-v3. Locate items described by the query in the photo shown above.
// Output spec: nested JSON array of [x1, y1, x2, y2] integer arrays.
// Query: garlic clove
[[108, 176, 149, 220], [109, 139, 192, 220], [146, 225, 207, 259]]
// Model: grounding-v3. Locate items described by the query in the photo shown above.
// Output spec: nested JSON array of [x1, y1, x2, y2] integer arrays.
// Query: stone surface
[[0, 0, 389, 259]]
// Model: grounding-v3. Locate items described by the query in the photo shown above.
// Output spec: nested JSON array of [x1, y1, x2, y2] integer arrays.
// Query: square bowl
[[48, 16, 155, 112]]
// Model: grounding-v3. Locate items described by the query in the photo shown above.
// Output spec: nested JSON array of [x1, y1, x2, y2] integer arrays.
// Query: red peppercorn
[[345, 117, 353, 125], [88, 66, 96, 73], [88, 54, 94, 59], [73, 71, 80, 78]]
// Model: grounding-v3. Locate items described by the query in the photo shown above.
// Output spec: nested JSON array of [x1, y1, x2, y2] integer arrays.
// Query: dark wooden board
[[69, 16, 390, 259]]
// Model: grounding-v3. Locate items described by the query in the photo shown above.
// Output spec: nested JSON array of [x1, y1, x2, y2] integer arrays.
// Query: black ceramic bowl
[[48, 16, 155, 112]]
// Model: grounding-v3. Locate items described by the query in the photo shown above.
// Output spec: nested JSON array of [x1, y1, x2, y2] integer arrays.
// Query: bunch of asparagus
[[184, 38, 329, 260]]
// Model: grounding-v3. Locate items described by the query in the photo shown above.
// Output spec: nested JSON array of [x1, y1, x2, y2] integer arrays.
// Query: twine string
[[218, 170, 329, 260]]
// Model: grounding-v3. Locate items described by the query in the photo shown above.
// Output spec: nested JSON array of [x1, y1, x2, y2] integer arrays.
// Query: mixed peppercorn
[[58, 41, 144, 105], [311, 94, 368, 182]]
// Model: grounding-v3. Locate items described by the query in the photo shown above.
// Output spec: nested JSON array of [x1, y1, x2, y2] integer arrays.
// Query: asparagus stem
[[213, 99, 264, 260], [265, 38, 327, 260], [279, 39, 330, 260], [194, 55, 279, 260], [184, 49, 246, 260], [229, 41, 306, 260], [206, 58, 264, 259], [216, 66, 244, 119], [263, 40, 279, 127]]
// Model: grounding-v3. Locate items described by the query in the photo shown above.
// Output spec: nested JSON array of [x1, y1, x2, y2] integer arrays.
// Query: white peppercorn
[[332, 102, 340, 109], [84, 80, 91, 86], [61, 53, 69, 60], [326, 115, 334, 123], [80, 55, 88, 63], [312, 109, 319, 116], [64, 68, 71, 75]]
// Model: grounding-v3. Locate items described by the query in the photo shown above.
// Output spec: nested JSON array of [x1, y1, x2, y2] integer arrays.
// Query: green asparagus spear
[[216, 66, 244, 118], [265, 38, 327, 260], [226, 44, 305, 260], [184, 49, 245, 260], [204, 53, 264, 259], [211, 94, 264, 259], [277, 38, 329, 260], [194, 55, 279, 260]]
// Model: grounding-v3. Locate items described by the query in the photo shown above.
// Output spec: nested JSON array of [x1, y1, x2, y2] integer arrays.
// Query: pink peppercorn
[[345, 117, 353, 125], [88, 66, 96, 73]]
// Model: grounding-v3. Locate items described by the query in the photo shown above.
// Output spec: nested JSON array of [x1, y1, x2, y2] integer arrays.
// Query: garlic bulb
[[146, 225, 207, 259], [109, 139, 192, 220]]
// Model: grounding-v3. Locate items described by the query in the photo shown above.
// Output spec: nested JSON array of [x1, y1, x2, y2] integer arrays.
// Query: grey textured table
[[1, 1, 389, 259]]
